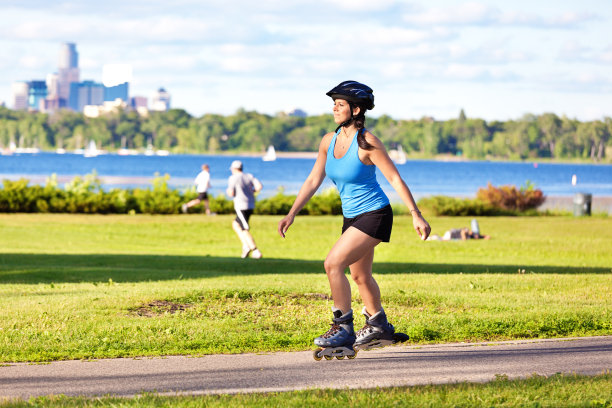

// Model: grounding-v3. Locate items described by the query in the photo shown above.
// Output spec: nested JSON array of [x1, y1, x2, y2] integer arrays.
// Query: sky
[[1, 0, 611, 122]]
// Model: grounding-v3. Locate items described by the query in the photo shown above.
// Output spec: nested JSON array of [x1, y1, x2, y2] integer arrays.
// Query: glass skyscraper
[[104, 82, 129, 102], [28, 81, 47, 110], [69, 81, 104, 112]]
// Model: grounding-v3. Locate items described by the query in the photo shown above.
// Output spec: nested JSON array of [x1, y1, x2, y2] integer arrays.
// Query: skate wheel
[[336, 356, 344, 360], [323, 355, 333, 360], [348, 351, 357, 359], [313, 348, 323, 361]]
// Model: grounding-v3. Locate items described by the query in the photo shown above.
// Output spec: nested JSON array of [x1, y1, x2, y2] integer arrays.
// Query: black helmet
[[326, 80, 375, 110]]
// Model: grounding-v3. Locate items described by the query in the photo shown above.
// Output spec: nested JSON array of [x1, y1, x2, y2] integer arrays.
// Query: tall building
[[11, 81, 29, 110], [28, 80, 47, 110], [46, 73, 59, 98], [57, 43, 80, 107], [59, 42, 78, 69], [69, 80, 104, 112], [42, 73, 61, 113], [104, 82, 129, 102], [151, 88, 171, 112]]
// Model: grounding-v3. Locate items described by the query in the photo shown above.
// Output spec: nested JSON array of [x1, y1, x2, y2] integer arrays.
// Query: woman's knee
[[350, 270, 372, 286], [324, 255, 345, 276]]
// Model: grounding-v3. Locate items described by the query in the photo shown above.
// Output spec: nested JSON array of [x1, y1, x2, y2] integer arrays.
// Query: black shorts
[[342, 204, 393, 242], [235, 209, 253, 231], [197, 192, 209, 200]]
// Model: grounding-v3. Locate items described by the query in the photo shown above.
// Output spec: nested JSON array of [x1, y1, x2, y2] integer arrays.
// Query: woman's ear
[[353, 106, 361, 116]]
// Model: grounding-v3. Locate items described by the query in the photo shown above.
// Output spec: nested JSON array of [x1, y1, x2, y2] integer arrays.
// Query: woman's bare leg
[[348, 246, 381, 316], [324, 227, 381, 313]]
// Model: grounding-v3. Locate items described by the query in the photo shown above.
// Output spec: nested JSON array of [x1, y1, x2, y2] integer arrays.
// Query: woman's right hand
[[412, 213, 431, 241], [278, 214, 295, 238]]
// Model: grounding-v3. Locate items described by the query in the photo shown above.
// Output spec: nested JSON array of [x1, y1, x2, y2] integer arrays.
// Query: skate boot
[[354, 307, 397, 351], [313, 308, 357, 361]]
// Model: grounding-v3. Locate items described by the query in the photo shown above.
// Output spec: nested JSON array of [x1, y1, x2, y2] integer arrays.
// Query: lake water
[[1, 152, 611, 202]]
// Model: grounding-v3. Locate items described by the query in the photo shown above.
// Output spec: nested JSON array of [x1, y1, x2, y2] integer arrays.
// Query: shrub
[[255, 187, 342, 216], [255, 189, 298, 215], [209, 195, 234, 214], [0, 175, 547, 216], [476, 182, 545, 212], [0, 174, 337, 215], [417, 195, 503, 216], [304, 188, 342, 215]]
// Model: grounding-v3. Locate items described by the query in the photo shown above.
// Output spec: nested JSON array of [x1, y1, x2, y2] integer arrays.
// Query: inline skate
[[354, 307, 409, 351], [313, 308, 357, 361]]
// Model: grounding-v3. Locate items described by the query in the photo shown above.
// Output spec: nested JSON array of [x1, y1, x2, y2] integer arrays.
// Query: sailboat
[[84, 140, 99, 157], [262, 145, 276, 161], [144, 140, 155, 156], [394, 144, 406, 165]]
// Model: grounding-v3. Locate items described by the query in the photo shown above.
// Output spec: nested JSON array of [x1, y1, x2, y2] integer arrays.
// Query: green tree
[[537, 113, 561, 158]]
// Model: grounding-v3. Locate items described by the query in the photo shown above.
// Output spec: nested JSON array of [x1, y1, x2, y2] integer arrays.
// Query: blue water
[[1, 152, 611, 201]]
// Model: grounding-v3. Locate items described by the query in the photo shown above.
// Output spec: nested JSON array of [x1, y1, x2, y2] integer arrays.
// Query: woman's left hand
[[413, 214, 431, 241]]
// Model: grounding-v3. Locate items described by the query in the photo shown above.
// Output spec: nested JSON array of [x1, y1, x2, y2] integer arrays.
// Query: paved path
[[1, 336, 611, 399]]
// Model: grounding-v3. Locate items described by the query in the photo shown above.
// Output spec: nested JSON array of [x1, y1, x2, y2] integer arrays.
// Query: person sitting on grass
[[428, 219, 490, 241]]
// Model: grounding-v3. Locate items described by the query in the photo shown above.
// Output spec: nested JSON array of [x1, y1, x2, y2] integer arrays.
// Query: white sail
[[144, 141, 155, 156], [262, 145, 276, 161], [84, 140, 99, 157]]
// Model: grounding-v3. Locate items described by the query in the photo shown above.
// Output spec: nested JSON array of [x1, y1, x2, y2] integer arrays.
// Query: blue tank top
[[325, 129, 389, 218]]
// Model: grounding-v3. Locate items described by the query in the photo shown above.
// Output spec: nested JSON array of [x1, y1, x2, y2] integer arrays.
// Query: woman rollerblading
[[278, 81, 430, 361]]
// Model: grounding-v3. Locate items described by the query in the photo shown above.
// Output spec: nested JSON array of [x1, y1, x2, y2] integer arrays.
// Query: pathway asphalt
[[1, 336, 611, 400]]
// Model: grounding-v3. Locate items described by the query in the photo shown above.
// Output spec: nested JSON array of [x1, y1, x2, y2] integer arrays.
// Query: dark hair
[[335, 102, 374, 150]]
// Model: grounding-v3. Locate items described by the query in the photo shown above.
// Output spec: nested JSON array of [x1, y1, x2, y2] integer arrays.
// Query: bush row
[[417, 182, 546, 216], [0, 174, 343, 216], [0, 174, 545, 216]]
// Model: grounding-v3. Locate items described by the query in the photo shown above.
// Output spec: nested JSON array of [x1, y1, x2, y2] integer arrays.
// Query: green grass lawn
[[0, 214, 611, 362]]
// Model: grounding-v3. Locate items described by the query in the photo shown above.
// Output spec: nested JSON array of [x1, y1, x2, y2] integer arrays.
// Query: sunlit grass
[[0, 214, 610, 362]]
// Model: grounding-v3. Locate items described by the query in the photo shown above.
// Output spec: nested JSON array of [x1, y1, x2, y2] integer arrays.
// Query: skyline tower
[[57, 42, 80, 105], [59, 42, 78, 69]]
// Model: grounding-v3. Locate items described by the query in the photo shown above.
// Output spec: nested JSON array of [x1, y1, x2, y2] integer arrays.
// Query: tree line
[[0, 106, 610, 161]]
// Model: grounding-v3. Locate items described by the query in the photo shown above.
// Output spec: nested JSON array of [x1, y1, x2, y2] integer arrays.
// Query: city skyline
[[1, 0, 611, 121]]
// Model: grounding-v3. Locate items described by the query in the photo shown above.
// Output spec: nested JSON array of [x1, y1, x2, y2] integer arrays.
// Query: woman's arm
[[362, 131, 431, 240], [277, 134, 332, 238]]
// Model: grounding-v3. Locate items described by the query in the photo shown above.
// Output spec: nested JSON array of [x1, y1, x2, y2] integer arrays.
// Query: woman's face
[[332, 98, 352, 125]]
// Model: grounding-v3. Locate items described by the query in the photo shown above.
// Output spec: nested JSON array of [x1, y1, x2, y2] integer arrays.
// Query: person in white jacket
[[181, 164, 211, 215]]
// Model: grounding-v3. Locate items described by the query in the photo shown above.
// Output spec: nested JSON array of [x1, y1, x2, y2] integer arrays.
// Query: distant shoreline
[[3, 149, 611, 165]]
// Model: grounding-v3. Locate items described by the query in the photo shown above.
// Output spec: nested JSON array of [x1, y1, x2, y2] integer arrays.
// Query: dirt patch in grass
[[130, 300, 192, 317], [291, 292, 331, 300]]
